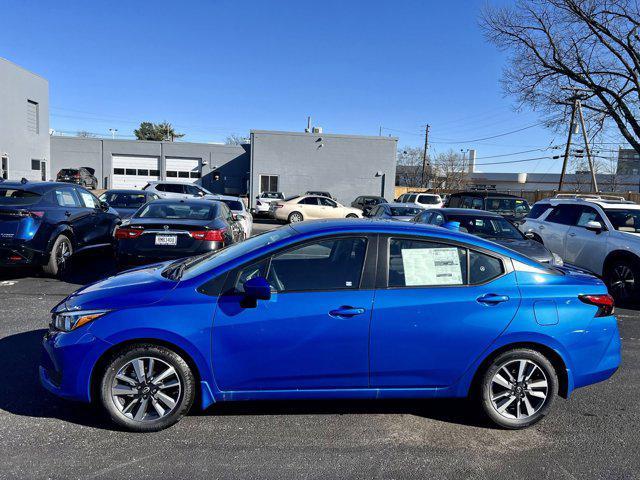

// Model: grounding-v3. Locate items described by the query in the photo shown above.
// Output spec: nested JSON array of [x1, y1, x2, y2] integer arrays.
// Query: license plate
[[155, 234, 177, 246]]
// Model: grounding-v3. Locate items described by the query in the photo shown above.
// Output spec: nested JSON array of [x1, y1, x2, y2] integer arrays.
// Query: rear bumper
[[0, 243, 46, 266], [572, 320, 622, 390], [117, 241, 224, 265]]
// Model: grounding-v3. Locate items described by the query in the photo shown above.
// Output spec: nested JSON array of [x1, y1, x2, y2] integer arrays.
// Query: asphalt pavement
[[0, 219, 638, 479]]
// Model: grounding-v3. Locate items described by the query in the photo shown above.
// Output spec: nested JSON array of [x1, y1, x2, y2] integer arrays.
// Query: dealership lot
[[0, 219, 637, 479]]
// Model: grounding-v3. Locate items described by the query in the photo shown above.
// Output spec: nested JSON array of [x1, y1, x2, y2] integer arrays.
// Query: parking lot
[[0, 218, 638, 479]]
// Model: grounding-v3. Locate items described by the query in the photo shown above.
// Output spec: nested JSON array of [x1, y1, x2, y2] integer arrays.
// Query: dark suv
[[446, 191, 530, 223], [56, 167, 98, 189], [0, 180, 120, 276]]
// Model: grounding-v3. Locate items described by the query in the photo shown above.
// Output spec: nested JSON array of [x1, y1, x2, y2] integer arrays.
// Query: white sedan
[[211, 195, 253, 238], [271, 195, 362, 223]]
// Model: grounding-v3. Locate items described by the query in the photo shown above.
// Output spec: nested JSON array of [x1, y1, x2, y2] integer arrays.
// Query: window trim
[[208, 233, 379, 297], [376, 234, 511, 290]]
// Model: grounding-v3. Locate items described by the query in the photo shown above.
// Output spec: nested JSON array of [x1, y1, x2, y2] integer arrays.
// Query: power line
[[430, 122, 547, 144], [475, 156, 553, 166]]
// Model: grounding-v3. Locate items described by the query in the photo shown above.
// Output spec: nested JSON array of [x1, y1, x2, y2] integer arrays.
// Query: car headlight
[[51, 310, 109, 332], [551, 253, 564, 266]]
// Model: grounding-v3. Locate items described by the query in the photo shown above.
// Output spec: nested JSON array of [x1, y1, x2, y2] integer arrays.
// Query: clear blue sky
[[0, 0, 625, 173]]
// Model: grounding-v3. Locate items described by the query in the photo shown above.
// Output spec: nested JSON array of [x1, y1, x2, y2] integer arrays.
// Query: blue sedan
[[40, 219, 621, 431]]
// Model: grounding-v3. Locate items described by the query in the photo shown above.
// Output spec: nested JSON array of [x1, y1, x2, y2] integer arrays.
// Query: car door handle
[[477, 294, 510, 305], [568, 232, 576, 237], [64, 211, 71, 217], [328, 306, 366, 318], [538, 225, 545, 230]]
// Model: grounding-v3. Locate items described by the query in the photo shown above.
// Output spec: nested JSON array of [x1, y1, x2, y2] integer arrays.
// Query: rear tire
[[346, 213, 358, 218], [99, 344, 195, 432], [42, 234, 72, 277], [288, 211, 304, 223], [478, 348, 558, 429], [605, 257, 640, 305]]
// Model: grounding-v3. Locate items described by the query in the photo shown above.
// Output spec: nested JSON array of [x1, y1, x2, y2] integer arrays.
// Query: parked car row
[[0, 179, 251, 276]]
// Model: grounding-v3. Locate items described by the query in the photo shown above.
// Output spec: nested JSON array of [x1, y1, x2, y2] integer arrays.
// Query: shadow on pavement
[[0, 329, 112, 430], [0, 328, 488, 430]]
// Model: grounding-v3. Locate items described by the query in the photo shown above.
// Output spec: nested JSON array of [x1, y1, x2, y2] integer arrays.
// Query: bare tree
[[481, 0, 640, 153], [432, 150, 469, 190], [396, 146, 424, 187], [225, 134, 249, 145], [76, 130, 95, 138]]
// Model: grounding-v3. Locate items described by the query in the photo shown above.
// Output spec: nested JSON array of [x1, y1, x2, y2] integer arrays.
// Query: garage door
[[112, 155, 160, 189], [166, 157, 201, 183]]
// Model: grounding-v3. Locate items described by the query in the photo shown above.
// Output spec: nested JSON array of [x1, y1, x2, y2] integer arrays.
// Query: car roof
[[103, 189, 149, 194], [211, 194, 243, 201], [537, 197, 640, 210], [430, 208, 503, 218], [0, 180, 78, 193], [449, 191, 524, 199], [286, 219, 540, 265], [386, 202, 424, 208], [144, 198, 221, 207]]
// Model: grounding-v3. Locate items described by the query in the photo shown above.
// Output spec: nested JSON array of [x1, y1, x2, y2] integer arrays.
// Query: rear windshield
[[103, 192, 148, 209], [58, 169, 78, 175], [284, 195, 300, 202], [262, 192, 284, 199], [484, 198, 530, 215], [417, 195, 441, 205], [219, 199, 243, 211], [0, 188, 42, 206], [390, 207, 422, 216], [135, 203, 216, 220]]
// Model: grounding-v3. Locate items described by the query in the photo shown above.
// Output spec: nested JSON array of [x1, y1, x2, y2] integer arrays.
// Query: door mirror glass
[[585, 220, 603, 232], [100, 200, 110, 211], [243, 276, 272, 301]]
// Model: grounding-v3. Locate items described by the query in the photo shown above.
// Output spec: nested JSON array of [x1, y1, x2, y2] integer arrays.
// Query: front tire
[[288, 211, 304, 223], [99, 344, 196, 432], [346, 213, 359, 219], [42, 234, 72, 277], [478, 349, 558, 429]]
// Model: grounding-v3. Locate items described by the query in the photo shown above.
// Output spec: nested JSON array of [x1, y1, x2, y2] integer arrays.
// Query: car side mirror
[[233, 213, 244, 221], [100, 201, 110, 212], [585, 220, 603, 232], [242, 277, 272, 307], [197, 191, 205, 197], [524, 231, 535, 239]]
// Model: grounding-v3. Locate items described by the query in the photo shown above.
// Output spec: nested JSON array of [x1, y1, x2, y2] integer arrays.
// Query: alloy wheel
[[289, 212, 303, 223], [610, 264, 635, 300], [56, 239, 72, 269], [110, 356, 182, 422], [489, 359, 548, 420]]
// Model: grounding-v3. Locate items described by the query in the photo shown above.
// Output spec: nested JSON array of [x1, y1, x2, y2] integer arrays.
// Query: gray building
[[51, 131, 397, 206], [0, 57, 50, 181], [51, 136, 249, 194], [249, 130, 397, 205], [617, 148, 640, 175]]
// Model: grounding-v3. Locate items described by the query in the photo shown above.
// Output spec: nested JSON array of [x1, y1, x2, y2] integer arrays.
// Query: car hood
[[490, 238, 554, 263], [53, 262, 179, 313]]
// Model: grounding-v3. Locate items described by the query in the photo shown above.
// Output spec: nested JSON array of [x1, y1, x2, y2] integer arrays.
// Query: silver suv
[[143, 181, 214, 200], [519, 194, 640, 302]]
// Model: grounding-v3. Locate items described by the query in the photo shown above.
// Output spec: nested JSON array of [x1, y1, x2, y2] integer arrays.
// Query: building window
[[259, 174, 279, 193], [190, 171, 201, 178], [31, 159, 41, 170], [1, 157, 8, 180], [178, 171, 190, 178], [125, 169, 136, 175], [113, 168, 125, 175], [166, 171, 178, 177], [137, 169, 149, 176], [150, 169, 159, 176], [27, 100, 39, 134]]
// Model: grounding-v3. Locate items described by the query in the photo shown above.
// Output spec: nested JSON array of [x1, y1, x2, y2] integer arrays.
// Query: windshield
[[262, 192, 283, 199], [219, 199, 244, 211], [102, 192, 148, 209], [390, 206, 422, 216], [0, 188, 42, 206], [484, 198, 530, 215], [418, 195, 440, 205], [450, 215, 524, 240], [177, 227, 295, 280], [605, 209, 640, 233], [135, 203, 216, 220], [58, 169, 78, 175]]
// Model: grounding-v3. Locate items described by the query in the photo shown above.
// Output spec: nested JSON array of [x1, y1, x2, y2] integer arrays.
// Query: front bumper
[[40, 328, 112, 402]]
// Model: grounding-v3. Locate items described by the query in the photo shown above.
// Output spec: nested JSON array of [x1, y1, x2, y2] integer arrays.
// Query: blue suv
[[0, 180, 120, 276], [40, 219, 620, 431]]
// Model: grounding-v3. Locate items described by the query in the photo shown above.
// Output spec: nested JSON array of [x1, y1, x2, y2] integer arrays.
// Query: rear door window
[[575, 206, 604, 227], [546, 205, 580, 225], [527, 203, 551, 219]]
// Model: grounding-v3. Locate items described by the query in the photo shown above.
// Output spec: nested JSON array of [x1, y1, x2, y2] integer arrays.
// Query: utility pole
[[421, 124, 430, 188], [576, 99, 599, 192], [558, 99, 577, 191]]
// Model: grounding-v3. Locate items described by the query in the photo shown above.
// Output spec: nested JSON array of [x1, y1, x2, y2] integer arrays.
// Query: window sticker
[[401, 247, 463, 286]]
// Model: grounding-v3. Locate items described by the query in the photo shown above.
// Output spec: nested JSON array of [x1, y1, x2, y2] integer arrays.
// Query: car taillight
[[274, 204, 283, 209], [190, 229, 225, 241], [579, 294, 615, 317], [256, 200, 262, 206], [30, 211, 45, 218], [114, 227, 144, 239], [74, 173, 80, 178]]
